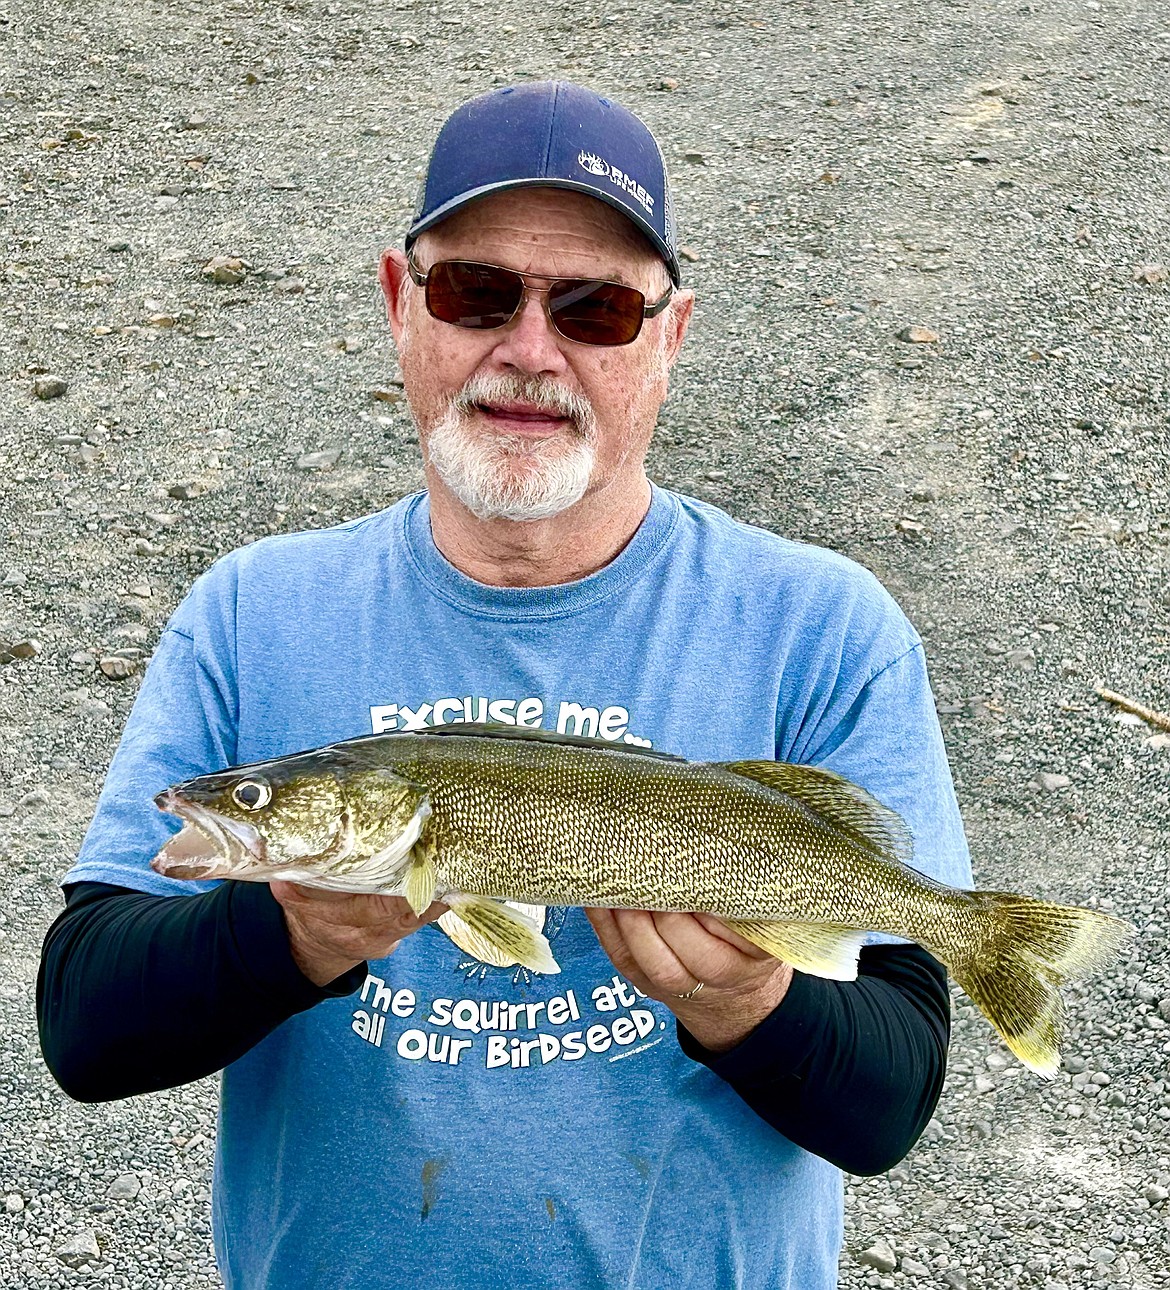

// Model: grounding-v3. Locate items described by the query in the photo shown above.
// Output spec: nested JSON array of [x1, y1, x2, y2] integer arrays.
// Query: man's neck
[[425, 474, 653, 588]]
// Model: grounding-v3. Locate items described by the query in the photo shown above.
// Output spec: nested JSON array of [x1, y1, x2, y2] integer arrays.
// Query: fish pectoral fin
[[444, 894, 561, 976], [402, 837, 438, 918], [724, 919, 865, 981]]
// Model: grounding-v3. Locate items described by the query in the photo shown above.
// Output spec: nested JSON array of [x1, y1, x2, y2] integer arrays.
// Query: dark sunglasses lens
[[426, 262, 523, 329], [549, 280, 645, 345]]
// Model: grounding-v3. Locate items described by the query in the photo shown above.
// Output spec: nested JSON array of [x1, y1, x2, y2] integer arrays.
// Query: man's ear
[[663, 288, 695, 369], [378, 249, 412, 347]]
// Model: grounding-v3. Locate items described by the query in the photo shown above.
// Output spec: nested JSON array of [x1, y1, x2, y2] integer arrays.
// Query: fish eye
[[232, 779, 272, 811]]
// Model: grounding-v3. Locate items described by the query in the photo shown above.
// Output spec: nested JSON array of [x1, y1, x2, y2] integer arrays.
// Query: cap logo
[[577, 149, 655, 214], [578, 150, 609, 177]]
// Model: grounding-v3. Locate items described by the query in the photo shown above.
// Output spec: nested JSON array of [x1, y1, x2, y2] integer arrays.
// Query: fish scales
[[365, 732, 964, 934]]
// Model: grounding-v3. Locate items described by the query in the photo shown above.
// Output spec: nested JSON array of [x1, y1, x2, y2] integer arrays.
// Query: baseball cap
[[406, 81, 681, 286]]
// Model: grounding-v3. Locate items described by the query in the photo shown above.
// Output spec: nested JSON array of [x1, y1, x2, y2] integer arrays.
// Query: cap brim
[[405, 178, 682, 287]]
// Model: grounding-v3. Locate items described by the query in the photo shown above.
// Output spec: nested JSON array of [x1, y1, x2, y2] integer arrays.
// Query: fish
[[150, 724, 1132, 1076]]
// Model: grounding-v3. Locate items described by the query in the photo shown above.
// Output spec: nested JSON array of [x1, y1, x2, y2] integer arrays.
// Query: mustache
[[449, 373, 597, 439]]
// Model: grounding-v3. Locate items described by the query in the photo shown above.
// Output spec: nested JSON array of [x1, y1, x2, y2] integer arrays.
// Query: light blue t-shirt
[[67, 486, 971, 1290]]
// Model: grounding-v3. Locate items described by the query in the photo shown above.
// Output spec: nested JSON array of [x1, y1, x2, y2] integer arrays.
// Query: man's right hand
[[270, 883, 447, 986]]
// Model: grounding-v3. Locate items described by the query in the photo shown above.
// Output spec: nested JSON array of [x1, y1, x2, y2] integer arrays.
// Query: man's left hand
[[585, 909, 793, 1055]]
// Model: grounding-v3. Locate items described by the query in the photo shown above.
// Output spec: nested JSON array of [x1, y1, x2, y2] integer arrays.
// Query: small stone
[[679, 245, 700, 263], [1005, 646, 1036, 670], [683, 151, 707, 164], [272, 276, 305, 294], [146, 511, 181, 526], [99, 656, 137, 680], [1089, 1246, 1116, 1264], [110, 623, 149, 643], [975, 1074, 996, 1093], [2, 570, 26, 587], [179, 111, 207, 130], [8, 639, 41, 659], [334, 336, 364, 354], [1145, 1184, 1169, 1205], [897, 325, 940, 343], [657, 77, 680, 91], [56, 1229, 101, 1267], [124, 582, 152, 599], [296, 449, 341, 471], [1031, 771, 1071, 792], [941, 1271, 969, 1290], [1133, 263, 1167, 284], [370, 387, 404, 403], [1146, 733, 1170, 750], [108, 239, 131, 253], [33, 375, 69, 399], [201, 255, 249, 285], [901, 1258, 930, 1276], [168, 481, 206, 500], [4, 1193, 24, 1214], [99, 660, 137, 681], [857, 1240, 897, 1273], [107, 1173, 140, 1200]]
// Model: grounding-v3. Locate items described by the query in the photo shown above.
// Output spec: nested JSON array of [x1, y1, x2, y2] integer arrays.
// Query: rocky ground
[[1, 0, 1168, 1286]]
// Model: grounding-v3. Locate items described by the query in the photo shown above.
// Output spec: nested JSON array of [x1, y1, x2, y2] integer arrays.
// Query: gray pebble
[[55, 1228, 101, 1266], [857, 1239, 897, 1273], [33, 376, 69, 400], [296, 449, 341, 471], [107, 1173, 141, 1201]]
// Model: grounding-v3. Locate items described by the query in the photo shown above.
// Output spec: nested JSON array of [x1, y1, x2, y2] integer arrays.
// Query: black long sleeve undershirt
[[37, 881, 949, 1176]]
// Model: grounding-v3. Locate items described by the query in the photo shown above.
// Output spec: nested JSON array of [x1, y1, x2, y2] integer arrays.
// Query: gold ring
[[676, 981, 705, 1000]]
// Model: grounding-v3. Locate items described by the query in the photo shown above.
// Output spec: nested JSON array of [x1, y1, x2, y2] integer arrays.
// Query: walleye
[[151, 724, 1131, 1076]]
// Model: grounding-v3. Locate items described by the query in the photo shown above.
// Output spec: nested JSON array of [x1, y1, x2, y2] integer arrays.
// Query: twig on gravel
[[1094, 685, 1170, 731]]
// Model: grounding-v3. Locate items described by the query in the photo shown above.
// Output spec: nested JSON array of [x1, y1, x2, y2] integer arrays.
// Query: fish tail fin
[[946, 893, 1132, 1078]]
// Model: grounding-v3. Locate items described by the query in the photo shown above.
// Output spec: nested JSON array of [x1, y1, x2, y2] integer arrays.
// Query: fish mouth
[[151, 791, 266, 880]]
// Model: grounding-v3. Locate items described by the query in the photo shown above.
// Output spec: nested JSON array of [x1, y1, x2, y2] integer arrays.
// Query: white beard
[[423, 375, 598, 522]]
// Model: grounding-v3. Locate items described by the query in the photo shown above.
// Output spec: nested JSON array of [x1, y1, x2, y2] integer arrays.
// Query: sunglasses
[[406, 256, 673, 347]]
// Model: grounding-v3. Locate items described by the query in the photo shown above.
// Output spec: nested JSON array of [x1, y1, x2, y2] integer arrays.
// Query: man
[[39, 83, 971, 1289]]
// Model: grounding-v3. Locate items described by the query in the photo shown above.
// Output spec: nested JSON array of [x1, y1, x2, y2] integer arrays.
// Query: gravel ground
[[2, 0, 1169, 1286]]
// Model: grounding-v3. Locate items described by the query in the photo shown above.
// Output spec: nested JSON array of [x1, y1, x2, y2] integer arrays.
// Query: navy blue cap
[[407, 82, 681, 286]]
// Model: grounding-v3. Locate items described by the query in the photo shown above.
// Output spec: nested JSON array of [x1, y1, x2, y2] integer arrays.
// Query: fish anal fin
[[721, 761, 913, 865], [725, 918, 865, 981], [444, 894, 561, 975]]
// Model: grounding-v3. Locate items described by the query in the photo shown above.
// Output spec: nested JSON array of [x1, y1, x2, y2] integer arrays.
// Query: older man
[[39, 83, 970, 1290]]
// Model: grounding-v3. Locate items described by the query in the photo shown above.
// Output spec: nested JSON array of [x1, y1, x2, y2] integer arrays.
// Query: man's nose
[[489, 289, 571, 375]]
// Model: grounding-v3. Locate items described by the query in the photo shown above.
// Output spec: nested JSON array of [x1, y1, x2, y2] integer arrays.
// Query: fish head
[[150, 750, 428, 884]]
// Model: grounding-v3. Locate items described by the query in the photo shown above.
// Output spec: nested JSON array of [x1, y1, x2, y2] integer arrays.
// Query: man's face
[[378, 188, 693, 522]]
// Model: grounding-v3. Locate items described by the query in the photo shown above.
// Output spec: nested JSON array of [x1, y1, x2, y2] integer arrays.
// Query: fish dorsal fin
[[418, 722, 687, 762], [721, 760, 913, 864]]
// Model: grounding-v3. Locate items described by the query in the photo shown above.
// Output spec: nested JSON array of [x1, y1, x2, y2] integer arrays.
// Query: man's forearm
[[37, 882, 365, 1102], [677, 944, 951, 1176]]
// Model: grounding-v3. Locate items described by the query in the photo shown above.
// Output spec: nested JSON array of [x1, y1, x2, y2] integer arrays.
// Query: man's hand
[[586, 909, 793, 1055], [271, 883, 447, 987]]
